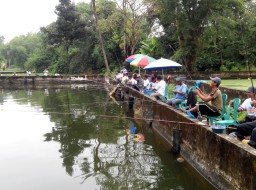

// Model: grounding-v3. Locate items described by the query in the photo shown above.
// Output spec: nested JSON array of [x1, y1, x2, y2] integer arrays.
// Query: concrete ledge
[[117, 86, 256, 190], [0, 75, 109, 87]]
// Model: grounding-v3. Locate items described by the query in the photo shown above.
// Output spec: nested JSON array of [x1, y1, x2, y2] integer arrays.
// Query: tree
[[91, 0, 110, 74], [41, 0, 87, 74], [0, 35, 6, 66], [114, 0, 151, 56]]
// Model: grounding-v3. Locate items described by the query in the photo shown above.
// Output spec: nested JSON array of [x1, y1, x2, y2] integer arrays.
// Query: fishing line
[[240, 15, 254, 90], [0, 107, 208, 126], [95, 114, 209, 127]]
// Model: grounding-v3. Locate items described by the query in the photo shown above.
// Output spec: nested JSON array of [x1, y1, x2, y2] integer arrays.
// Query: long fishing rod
[[247, 59, 254, 91], [0, 107, 208, 126], [240, 15, 254, 90], [95, 114, 208, 126]]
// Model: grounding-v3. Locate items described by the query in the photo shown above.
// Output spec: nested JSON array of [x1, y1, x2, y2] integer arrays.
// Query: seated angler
[[121, 72, 129, 85], [167, 77, 187, 107], [131, 74, 140, 91], [150, 76, 166, 100], [142, 75, 150, 90], [186, 77, 222, 119], [236, 120, 256, 149], [236, 86, 256, 122]]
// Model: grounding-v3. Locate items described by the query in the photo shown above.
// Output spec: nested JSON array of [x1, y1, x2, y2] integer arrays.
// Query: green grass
[[170, 79, 255, 94], [203, 79, 256, 90]]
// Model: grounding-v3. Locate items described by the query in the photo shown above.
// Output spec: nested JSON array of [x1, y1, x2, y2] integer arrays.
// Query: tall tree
[[41, 0, 87, 74], [91, 0, 110, 74]]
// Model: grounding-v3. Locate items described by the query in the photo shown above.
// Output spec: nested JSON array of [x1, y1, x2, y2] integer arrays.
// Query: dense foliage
[[0, 0, 255, 74]]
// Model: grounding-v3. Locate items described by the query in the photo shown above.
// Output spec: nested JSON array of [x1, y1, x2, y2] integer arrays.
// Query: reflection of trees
[[1, 86, 162, 189], [90, 136, 161, 189], [41, 86, 162, 189]]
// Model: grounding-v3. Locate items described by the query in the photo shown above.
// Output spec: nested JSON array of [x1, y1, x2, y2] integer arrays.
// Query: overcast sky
[[0, 0, 88, 43]]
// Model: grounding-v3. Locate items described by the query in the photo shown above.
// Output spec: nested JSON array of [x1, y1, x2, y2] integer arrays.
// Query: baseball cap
[[210, 77, 221, 85], [246, 86, 256, 93], [175, 77, 182, 82]]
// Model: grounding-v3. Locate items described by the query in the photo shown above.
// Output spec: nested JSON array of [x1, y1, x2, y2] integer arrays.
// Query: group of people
[[115, 70, 256, 149], [232, 86, 256, 148]]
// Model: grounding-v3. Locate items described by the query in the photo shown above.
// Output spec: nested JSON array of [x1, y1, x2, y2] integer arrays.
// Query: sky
[[0, 0, 88, 43]]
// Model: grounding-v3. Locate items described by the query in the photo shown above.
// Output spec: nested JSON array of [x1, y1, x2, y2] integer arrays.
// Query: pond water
[[0, 85, 216, 190]]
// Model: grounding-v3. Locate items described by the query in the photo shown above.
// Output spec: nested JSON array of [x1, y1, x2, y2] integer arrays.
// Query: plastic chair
[[158, 84, 171, 102], [207, 94, 228, 124], [215, 98, 241, 127]]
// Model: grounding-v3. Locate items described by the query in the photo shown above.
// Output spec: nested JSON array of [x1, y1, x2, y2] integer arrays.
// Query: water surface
[[0, 85, 216, 190]]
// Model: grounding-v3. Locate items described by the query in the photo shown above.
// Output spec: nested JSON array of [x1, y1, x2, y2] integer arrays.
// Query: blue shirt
[[174, 83, 187, 100]]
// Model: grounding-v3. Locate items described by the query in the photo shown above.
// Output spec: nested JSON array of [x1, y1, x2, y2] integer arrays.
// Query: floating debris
[[177, 157, 184, 163], [133, 134, 145, 142], [126, 127, 136, 135]]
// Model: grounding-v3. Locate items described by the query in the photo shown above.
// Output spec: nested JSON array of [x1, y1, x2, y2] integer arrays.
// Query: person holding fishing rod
[[232, 87, 256, 149], [233, 86, 256, 122], [235, 114, 256, 149], [185, 77, 223, 119]]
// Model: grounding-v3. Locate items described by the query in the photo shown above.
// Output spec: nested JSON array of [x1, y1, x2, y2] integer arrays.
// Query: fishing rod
[[247, 59, 255, 91], [240, 15, 254, 90], [0, 107, 208, 126], [95, 114, 209, 126]]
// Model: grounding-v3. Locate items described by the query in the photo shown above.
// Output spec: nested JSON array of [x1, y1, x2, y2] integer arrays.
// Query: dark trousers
[[236, 120, 256, 148]]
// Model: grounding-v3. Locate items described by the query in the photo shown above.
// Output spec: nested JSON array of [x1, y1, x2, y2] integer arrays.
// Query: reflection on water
[[0, 85, 216, 190]]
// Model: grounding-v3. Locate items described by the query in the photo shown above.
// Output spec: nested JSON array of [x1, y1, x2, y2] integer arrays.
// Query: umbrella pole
[[162, 69, 164, 79], [139, 67, 141, 75]]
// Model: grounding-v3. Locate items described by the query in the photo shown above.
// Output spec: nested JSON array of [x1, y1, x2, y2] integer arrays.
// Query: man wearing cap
[[232, 87, 256, 149], [237, 86, 256, 122], [167, 77, 187, 107], [186, 77, 223, 118]]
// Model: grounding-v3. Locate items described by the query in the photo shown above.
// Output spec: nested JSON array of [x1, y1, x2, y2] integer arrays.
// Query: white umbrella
[[143, 58, 182, 77]]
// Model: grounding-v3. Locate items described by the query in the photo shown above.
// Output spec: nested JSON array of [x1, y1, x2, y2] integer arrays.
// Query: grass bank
[[207, 79, 256, 90]]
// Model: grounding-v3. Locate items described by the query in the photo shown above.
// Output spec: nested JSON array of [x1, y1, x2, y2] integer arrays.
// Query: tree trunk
[[123, 0, 127, 58], [91, 0, 110, 74], [66, 45, 69, 74]]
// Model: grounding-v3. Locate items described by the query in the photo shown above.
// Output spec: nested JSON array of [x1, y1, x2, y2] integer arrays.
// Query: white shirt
[[121, 76, 128, 84], [155, 80, 166, 96], [143, 79, 150, 89], [131, 78, 137, 85], [116, 73, 123, 82], [240, 98, 256, 116]]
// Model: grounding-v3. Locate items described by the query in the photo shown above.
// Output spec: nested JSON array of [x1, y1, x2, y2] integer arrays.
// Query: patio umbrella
[[143, 58, 182, 77], [125, 54, 146, 62], [130, 56, 156, 67], [129, 55, 156, 74]]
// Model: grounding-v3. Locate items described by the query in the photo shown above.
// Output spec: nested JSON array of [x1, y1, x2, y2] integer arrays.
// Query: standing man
[[187, 77, 222, 118], [167, 77, 187, 107]]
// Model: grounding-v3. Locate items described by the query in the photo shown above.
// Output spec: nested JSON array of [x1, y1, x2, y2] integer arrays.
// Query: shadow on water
[[0, 84, 216, 190]]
